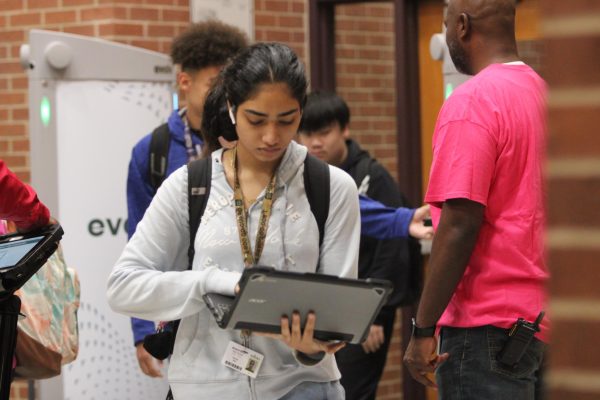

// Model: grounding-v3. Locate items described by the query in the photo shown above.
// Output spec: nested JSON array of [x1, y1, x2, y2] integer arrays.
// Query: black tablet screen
[[0, 236, 44, 269]]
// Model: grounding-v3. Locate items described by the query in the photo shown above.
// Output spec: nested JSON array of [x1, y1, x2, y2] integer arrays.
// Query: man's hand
[[403, 336, 449, 388], [409, 205, 434, 240], [136, 343, 163, 378], [258, 312, 346, 356], [362, 324, 385, 354]]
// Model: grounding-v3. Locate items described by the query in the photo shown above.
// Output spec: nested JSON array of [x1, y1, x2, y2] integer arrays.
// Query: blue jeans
[[279, 381, 345, 400], [437, 326, 546, 400]]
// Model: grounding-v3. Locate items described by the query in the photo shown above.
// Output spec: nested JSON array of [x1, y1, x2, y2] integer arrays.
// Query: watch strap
[[411, 318, 436, 338]]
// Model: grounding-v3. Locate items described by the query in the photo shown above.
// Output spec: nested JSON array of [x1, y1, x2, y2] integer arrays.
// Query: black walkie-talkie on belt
[[497, 311, 545, 368]]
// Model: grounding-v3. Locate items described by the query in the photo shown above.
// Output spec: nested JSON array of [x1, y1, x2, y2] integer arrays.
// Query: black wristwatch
[[411, 318, 436, 338]]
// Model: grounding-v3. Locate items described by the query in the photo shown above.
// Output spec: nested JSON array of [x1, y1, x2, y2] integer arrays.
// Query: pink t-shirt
[[425, 63, 549, 340]]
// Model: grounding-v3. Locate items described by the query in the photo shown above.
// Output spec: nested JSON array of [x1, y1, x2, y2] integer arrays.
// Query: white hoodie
[[107, 141, 360, 400]]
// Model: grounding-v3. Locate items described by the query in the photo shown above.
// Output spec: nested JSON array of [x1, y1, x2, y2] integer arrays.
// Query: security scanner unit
[[21, 30, 173, 400], [429, 0, 471, 99]]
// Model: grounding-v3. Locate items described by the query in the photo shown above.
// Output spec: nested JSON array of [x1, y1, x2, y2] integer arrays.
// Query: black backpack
[[143, 137, 331, 360], [352, 157, 423, 307]]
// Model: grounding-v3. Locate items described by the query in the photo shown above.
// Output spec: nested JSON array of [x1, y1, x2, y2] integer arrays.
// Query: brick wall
[[543, 1, 600, 399], [0, 0, 189, 184], [334, 4, 401, 398], [2, 0, 404, 399], [335, 3, 398, 181]]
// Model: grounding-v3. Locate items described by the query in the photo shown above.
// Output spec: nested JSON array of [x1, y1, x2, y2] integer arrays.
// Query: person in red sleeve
[[0, 159, 50, 232]]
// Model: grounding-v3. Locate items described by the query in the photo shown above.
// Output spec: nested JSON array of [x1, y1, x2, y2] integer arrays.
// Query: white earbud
[[228, 107, 236, 125]]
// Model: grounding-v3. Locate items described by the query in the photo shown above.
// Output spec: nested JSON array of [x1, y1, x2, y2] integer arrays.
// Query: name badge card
[[221, 341, 264, 378]]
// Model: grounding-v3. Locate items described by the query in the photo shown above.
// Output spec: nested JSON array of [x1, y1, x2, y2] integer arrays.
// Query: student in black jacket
[[298, 91, 422, 400]]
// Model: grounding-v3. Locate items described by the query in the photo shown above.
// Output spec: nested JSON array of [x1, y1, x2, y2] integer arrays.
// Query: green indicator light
[[445, 83, 454, 99], [40, 96, 51, 127]]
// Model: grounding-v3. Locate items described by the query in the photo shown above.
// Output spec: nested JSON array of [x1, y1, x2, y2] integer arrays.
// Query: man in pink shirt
[[403, 0, 548, 399]]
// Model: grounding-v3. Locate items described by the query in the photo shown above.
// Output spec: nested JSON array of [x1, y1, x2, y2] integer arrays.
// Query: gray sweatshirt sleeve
[[107, 166, 241, 322]]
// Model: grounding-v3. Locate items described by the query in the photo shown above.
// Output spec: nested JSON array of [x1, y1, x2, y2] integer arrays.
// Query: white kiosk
[[429, 0, 471, 99], [22, 30, 173, 400]]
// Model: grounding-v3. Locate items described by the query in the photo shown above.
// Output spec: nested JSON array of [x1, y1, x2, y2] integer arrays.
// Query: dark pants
[[335, 311, 395, 400], [437, 326, 546, 400]]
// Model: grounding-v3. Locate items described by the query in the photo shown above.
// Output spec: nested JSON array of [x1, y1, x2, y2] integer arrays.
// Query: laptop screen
[[0, 235, 43, 269]]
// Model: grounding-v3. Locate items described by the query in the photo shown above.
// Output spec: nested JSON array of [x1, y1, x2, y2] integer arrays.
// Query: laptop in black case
[[0, 224, 63, 298], [203, 266, 392, 344]]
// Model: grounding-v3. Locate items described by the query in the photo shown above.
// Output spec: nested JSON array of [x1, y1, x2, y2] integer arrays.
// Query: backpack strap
[[303, 154, 330, 248], [187, 157, 212, 269], [159, 157, 212, 371], [149, 123, 171, 191]]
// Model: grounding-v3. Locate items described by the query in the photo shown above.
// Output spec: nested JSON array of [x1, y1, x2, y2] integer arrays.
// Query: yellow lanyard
[[232, 146, 277, 267]]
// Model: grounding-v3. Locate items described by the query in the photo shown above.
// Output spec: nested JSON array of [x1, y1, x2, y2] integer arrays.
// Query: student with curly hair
[[125, 20, 248, 378]]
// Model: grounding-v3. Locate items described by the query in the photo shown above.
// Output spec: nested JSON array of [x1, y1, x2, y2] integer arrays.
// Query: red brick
[[0, 30, 25, 42], [62, 25, 95, 36], [162, 9, 188, 22], [338, 4, 359, 17], [279, 15, 303, 29], [62, 0, 94, 5], [551, 319, 600, 369], [145, 0, 178, 4], [291, 2, 304, 13], [11, 108, 28, 120], [291, 31, 305, 43], [0, 15, 6, 27], [264, 1, 288, 12], [0, 93, 25, 105], [11, 77, 27, 90], [131, 8, 160, 21], [260, 30, 292, 42], [100, 23, 144, 36], [368, 5, 392, 18], [11, 139, 29, 152], [367, 34, 394, 47], [81, 7, 116, 21], [548, 177, 600, 227], [147, 25, 175, 37], [0, 62, 22, 74], [0, 0, 22, 12], [0, 123, 26, 136], [356, 20, 383, 32], [550, 249, 600, 299], [45, 10, 77, 24], [545, 36, 600, 87], [548, 106, 600, 157], [335, 48, 356, 58], [28, 0, 59, 8], [357, 134, 383, 144], [336, 19, 355, 31], [10, 12, 42, 26], [255, 14, 277, 26], [254, 30, 267, 41], [2, 155, 26, 167], [0, 140, 8, 153]]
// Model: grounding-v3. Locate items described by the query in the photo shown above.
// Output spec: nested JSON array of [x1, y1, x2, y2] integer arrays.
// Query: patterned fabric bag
[[13, 245, 80, 379]]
